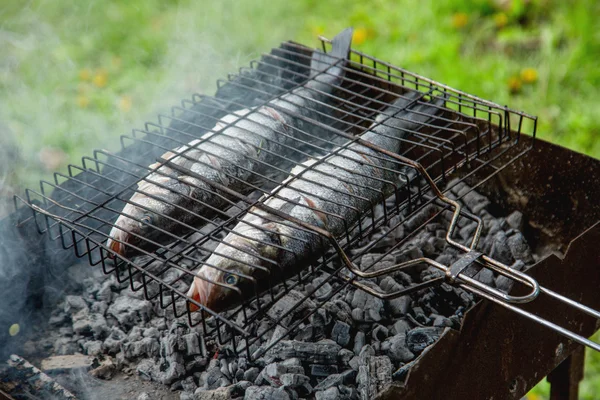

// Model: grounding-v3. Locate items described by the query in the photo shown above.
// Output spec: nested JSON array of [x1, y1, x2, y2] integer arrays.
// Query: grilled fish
[[107, 28, 353, 258], [187, 92, 446, 312]]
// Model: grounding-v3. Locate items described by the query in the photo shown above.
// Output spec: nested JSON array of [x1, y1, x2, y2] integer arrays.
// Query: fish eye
[[140, 214, 153, 226], [224, 273, 239, 286]]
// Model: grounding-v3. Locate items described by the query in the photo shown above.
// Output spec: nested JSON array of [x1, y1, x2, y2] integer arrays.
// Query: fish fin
[[310, 28, 353, 78], [187, 282, 201, 312]]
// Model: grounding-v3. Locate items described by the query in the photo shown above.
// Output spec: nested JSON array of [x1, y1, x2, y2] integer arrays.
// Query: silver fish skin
[[188, 92, 446, 312], [107, 28, 353, 258]]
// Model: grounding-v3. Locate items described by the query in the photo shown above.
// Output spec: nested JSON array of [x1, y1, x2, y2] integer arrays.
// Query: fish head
[[187, 248, 264, 313], [106, 175, 190, 258]]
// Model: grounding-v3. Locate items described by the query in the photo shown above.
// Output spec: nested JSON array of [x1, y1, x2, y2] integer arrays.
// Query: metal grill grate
[[18, 33, 598, 361]]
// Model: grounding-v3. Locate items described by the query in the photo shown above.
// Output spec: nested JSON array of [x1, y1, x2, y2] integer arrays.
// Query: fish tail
[[309, 27, 353, 80]]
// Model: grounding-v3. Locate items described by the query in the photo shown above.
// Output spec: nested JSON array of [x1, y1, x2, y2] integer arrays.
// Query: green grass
[[0, 0, 599, 397]]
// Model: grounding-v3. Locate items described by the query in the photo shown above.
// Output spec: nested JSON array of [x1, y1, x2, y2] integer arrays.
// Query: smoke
[[0, 0, 302, 385]]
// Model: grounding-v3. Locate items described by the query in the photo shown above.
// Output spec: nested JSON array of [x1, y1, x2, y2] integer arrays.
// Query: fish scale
[[106, 28, 354, 258], [188, 91, 447, 311]]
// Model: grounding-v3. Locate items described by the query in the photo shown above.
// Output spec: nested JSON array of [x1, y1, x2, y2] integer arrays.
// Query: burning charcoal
[[244, 367, 261, 382], [389, 319, 411, 336], [267, 340, 341, 364], [143, 327, 160, 339], [461, 188, 491, 215], [54, 338, 77, 355], [406, 327, 444, 355], [495, 274, 513, 292], [315, 386, 340, 400], [331, 321, 351, 347], [508, 232, 535, 264], [353, 332, 366, 355], [351, 308, 364, 322], [245, 386, 291, 400], [181, 332, 202, 356], [91, 301, 108, 316], [432, 315, 453, 328], [357, 355, 393, 400], [384, 334, 414, 363], [122, 337, 160, 359], [310, 364, 338, 377], [281, 373, 311, 389], [82, 340, 104, 356], [281, 358, 305, 374], [323, 299, 354, 326], [64, 295, 88, 314], [129, 326, 144, 341], [107, 295, 152, 330], [294, 325, 314, 341], [313, 277, 333, 301], [268, 290, 316, 321], [410, 307, 429, 325], [473, 268, 495, 287], [506, 210, 524, 231], [490, 231, 515, 265], [379, 277, 411, 316], [150, 317, 168, 331], [371, 325, 389, 342], [338, 348, 354, 365]]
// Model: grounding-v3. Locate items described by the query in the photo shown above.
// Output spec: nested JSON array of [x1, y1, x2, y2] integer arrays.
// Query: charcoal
[[506, 210, 524, 231], [82, 340, 104, 356], [220, 359, 231, 379], [406, 327, 444, 354], [385, 334, 414, 363], [49, 312, 69, 327], [371, 325, 388, 342], [267, 340, 341, 364], [473, 268, 495, 287], [508, 232, 535, 264], [315, 386, 340, 400], [129, 326, 144, 341], [267, 290, 316, 321], [186, 356, 208, 372], [351, 308, 364, 322], [331, 321, 351, 347], [490, 231, 515, 266], [310, 364, 338, 377], [244, 367, 260, 382], [180, 333, 201, 356], [338, 385, 359, 400], [137, 393, 150, 400], [144, 327, 160, 339], [280, 373, 310, 389], [462, 190, 491, 215], [314, 372, 345, 390], [54, 338, 77, 355], [181, 376, 197, 393], [91, 301, 108, 316], [194, 381, 251, 400], [495, 275, 513, 292], [313, 279, 333, 302], [322, 300, 353, 326], [338, 348, 354, 365], [64, 295, 88, 314], [245, 386, 291, 400], [411, 307, 429, 325], [349, 356, 360, 371], [357, 356, 393, 400], [358, 344, 375, 364], [389, 320, 411, 336], [235, 368, 245, 382], [432, 315, 453, 328], [459, 222, 478, 242], [96, 278, 116, 303], [310, 309, 331, 340], [353, 332, 365, 356], [204, 365, 228, 389], [107, 295, 152, 330]]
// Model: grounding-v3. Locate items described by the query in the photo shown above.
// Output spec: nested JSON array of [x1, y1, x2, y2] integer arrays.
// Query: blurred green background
[[0, 0, 598, 397]]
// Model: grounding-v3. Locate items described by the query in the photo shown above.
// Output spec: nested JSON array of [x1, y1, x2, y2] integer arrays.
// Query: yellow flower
[[451, 13, 469, 29], [93, 69, 108, 88], [76, 95, 90, 108], [9, 323, 20, 337], [520, 68, 538, 84], [493, 12, 508, 29], [508, 76, 522, 94], [352, 27, 368, 45], [79, 68, 91, 81], [119, 95, 132, 113]]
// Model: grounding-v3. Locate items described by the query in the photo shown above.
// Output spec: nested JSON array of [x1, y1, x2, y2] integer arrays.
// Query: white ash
[[27, 179, 538, 400]]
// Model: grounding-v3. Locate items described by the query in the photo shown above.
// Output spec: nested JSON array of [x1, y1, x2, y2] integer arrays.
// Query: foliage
[[0, 1, 598, 397]]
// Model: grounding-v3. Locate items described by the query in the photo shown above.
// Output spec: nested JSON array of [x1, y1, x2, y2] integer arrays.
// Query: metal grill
[[15, 33, 599, 361]]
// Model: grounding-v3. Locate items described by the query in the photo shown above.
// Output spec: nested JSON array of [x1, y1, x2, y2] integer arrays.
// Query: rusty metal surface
[[548, 346, 585, 400], [377, 136, 600, 400]]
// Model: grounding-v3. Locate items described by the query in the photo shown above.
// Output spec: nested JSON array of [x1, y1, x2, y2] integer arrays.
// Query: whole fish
[[187, 92, 446, 312], [107, 28, 353, 258]]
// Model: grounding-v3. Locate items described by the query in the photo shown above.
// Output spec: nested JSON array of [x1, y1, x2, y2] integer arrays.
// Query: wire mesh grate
[[15, 34, 541, 359]]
